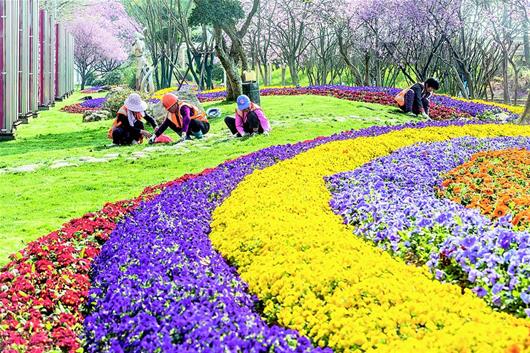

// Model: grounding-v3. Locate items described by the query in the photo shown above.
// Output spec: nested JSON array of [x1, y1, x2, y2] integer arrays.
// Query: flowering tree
[[67, 0, 137, 89]]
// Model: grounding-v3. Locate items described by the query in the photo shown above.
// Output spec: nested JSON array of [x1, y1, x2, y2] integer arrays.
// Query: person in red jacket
[[395, 78, 440, 119], [224, 95, 271, 137], [149, 93, 209, 143]]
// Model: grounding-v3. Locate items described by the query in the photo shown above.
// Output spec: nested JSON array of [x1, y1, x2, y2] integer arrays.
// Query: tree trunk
[[288, 59, 299, 86], [518, 91, 530, 124], [262, 63, 270, 86], [503, 52, 510, 104], [523, 16, 530, 67], [281, 64, 286, 86], [214, 26, 241, 101], [364, 53, 370, 86]]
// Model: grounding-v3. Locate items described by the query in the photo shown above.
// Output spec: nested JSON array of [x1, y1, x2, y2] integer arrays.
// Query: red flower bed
[[199, 87, 471, 121], [60, 103, 99, 114], [0, 171, 214, 353]]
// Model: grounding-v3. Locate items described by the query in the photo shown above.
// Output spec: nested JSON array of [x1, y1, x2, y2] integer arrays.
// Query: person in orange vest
[[395, 78, 440, 119], [149, 93, 209, 144], [108, 93, 157, 145], [224, 95, 271, 137]]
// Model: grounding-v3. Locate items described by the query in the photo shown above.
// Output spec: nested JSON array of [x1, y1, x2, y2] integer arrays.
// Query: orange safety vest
[[107, 106, 145, 140], [168, 102, 208, 128], [236, 102, 261, 122], [395, 88, 409, 107]]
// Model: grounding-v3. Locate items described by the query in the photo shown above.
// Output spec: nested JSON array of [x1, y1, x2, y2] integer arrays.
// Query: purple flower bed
[[84, 120, 484, 352], [326, 136, 530, 317], [80, 97, 107, 109], [431, 95, 517, 121]]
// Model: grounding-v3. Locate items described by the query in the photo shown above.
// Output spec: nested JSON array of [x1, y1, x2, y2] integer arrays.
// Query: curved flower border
[[196, 86, 518, 121], [3, 120, 525, 353], [326, 136, 530, 317], [208, 124, 530, 352], [85, 121, 493, 352]]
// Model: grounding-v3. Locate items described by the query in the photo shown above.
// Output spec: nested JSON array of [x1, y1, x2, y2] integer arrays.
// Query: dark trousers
[[400, 90, 430, 115], [112, 121, 144, 145], [155, 118, 210, 138], [224, 112, 264, 137]]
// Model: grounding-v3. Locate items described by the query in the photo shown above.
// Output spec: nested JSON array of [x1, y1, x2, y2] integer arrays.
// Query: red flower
[[29, 332, 49, 345], [51, 327, 78, 350], [59, 313, 77, 327], [61, 290, 81, 306]]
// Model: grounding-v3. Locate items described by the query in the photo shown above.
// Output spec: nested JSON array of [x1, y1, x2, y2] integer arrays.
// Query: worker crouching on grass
[[395, 78, 440, 120], [149, 93, 210, 144], [108, 93, 157, 145], [224, 95, 271, 137]]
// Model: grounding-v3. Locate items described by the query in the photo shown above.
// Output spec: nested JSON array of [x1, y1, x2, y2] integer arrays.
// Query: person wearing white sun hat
[[107, 93, 158, 145], [224, 95, 271, 137]]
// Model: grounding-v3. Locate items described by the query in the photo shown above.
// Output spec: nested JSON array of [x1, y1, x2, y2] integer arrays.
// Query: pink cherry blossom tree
[[67, 0, 138, 89]]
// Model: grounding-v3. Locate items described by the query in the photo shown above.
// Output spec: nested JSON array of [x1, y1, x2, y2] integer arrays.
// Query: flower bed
[[85, 143, 338, 353], [60, 103, 100, 114], [0, 175, 214, 353], [197, 85, 517, 121], [210, 124, 530, 352], [327, 137, 530, 318], [80, 86, 106, 94], [5, 120, 530, 352], [328, 137, 530, 316], [448, 96, 525, 115], [438, 148, 530, 228], [79, 97, 106, 109]]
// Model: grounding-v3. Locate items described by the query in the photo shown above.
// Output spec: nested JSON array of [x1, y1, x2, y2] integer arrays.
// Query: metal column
[[29, 0, 39, 117], [18, 0, 30, 123], [0, 0, 19, 139]]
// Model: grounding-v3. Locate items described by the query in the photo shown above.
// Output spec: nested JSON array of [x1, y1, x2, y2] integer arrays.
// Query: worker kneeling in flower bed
[[395, 78, 440, 119], [224, 95, 271, 137], [108, 93, 157, 145], [149, 93, 210, 143]]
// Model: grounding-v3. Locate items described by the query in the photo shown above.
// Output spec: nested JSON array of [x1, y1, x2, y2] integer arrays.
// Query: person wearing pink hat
[[224, 95, 271, 137], [107, 93, 157, 145]]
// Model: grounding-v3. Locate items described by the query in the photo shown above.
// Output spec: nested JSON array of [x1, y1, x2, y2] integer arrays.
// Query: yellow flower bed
[[152, 87, 178, 100], [210, 124, 530, 352]]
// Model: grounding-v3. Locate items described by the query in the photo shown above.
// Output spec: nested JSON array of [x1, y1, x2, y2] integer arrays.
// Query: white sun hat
[[124, 93, 148, 112]]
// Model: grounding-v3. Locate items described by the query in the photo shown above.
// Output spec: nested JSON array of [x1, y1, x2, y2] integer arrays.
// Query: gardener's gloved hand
[[263, 130, 270, 136], [148, 135, 156, 144], [422, 112, 430, 120]]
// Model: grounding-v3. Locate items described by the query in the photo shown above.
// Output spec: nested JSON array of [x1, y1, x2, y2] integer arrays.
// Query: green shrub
[[103, 88, 151, 116]]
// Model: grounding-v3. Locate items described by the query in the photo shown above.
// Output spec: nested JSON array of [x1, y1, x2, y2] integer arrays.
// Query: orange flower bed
[[438, 148, 530, 229]]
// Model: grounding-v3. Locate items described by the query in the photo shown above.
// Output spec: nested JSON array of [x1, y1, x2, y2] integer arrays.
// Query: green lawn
[[0, 92, 413, 265]]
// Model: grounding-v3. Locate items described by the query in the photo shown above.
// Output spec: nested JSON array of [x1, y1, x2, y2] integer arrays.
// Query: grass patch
[[0, 92, 413, 265]]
